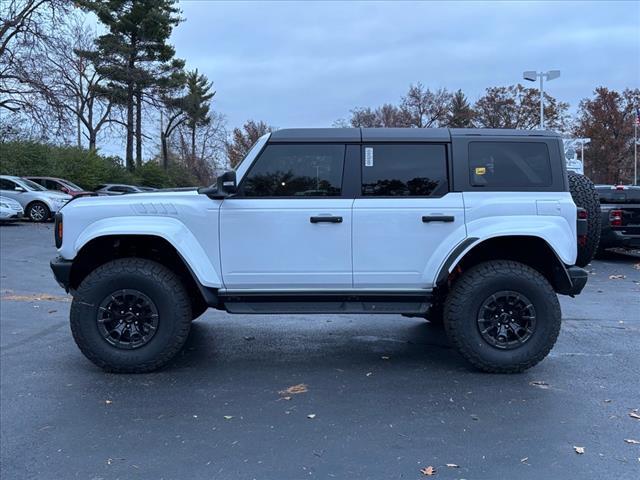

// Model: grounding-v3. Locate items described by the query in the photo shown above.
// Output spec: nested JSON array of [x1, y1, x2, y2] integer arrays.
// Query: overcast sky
[[171, 0, 639, 131]]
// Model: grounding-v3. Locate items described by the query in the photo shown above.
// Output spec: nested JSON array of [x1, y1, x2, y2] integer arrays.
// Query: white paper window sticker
[[364, 147, 374, 167]]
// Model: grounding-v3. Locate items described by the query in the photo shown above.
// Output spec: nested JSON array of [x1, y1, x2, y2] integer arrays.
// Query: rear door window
[[361, 144, 448, 197], [240, 144, 345, 197], [469, 142, 552, 188]]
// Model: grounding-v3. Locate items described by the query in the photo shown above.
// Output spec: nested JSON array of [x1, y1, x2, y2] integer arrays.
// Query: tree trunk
[[161, 132, 168, 171], [135, 88, 142, 168], [89, 130, 97, 151], [191, 125, 196, 162], [126, 81, 134, 170]]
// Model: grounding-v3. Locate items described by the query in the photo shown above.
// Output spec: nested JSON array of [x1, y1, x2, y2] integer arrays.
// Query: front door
[[220, 143, 353, 290], [352, 143, 466, 289]]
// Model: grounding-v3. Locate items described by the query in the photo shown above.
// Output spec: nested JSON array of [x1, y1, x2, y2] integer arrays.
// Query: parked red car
[[26, 177, 95, 198]]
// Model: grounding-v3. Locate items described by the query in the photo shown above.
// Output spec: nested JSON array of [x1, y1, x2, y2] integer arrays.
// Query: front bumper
[[0, 210, 23, 220], [50, 256, 73, 292]]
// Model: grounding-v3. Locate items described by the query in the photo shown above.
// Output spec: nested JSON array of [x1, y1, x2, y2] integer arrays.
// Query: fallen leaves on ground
[[625, 439, 640, 444], [633, 262, 640, 270], [279, 384, 308, 396], [104, 400, 112, 405], [420, 466, 436, 476], [608, 274, 626, 280], [223, 415, 233, 420], [520, 457, 529, 463], [629, 410, 640, 420], [445, 463, 459, 468], [307, 413, 316, 419], [574, 446, 585, 454], [1, 293, 70, 302], [530, 381, 550, 389]]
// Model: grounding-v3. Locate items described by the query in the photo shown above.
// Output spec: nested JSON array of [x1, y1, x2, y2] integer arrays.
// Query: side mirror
[[198, 170, 237, 199], [217, 170, 237, 195], [14, 186, 25, 192]]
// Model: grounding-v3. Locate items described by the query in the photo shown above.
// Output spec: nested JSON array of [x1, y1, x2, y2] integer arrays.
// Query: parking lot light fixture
[[523, 70, 561, 129]]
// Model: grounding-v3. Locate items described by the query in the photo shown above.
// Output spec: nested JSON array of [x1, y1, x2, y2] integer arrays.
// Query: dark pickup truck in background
[[596, 185, 640, 254]]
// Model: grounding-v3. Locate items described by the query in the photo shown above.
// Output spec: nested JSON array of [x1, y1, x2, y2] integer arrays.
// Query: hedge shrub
[[0, 141, 200, 190]]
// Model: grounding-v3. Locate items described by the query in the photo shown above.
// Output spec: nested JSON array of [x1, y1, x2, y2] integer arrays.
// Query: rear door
[[352, 143, 466, 289], [219, 143, 354, 290]]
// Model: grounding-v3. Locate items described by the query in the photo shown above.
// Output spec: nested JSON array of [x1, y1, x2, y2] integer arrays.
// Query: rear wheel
[[568, 171, 601, 267], [27, 201, 50, 222], [443, 260, 561, 373], [70, 258, 192, 373]]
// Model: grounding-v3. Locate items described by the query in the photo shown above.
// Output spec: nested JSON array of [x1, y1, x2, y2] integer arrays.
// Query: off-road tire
[[26, 201, 50, 222], [443, 260, 561, 373], [568, 171, 601, 267], [70, 258, 192, 373]]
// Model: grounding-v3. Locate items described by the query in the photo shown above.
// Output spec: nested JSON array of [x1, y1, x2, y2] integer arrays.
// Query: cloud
[[171, 1, 639, 129]]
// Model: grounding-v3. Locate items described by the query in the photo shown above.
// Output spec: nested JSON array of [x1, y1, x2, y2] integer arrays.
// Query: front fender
[[68, 216, 222, 288]]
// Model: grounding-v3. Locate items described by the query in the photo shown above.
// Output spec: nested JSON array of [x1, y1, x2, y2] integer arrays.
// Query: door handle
[[422, 215, 455, 223], [310, 216, 343, 224]]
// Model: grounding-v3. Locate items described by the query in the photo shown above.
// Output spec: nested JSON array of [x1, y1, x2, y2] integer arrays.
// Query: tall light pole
[[523, 70, 561, 129]]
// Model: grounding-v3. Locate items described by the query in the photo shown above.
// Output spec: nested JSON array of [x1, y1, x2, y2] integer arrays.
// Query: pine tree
[[77, 0, 182, 170], [447, 89, 475, 128], [182, 69, 215, 161]]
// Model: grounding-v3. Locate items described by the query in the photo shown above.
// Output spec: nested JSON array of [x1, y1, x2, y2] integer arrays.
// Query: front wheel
[[443, 260, 561, 373], [27, 201, 50, 222], [70, 258, 192, 373]]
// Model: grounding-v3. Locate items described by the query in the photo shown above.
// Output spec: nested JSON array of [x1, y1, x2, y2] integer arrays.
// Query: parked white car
[[51, 128, 588, 374], [0, 195, 24, 221], [0, 175, 71, 222]]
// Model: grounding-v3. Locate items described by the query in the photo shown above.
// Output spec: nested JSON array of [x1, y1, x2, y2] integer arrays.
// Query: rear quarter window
[[469, 142, 552, 188]]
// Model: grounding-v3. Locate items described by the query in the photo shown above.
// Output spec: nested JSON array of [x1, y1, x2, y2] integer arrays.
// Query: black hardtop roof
[[268, 127, 561, 143]]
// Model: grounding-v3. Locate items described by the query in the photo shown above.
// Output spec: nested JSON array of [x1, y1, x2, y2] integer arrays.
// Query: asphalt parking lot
[[1, 222, 639, 480]]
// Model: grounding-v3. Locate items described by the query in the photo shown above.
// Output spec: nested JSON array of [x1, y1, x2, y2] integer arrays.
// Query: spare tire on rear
[[568, 171, 601, 267]]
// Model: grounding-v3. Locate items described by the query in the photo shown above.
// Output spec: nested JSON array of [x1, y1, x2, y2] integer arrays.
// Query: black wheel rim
[[477, 290, 536, 350], [30, 204, 46, 221], [97, 289, 159, 349]]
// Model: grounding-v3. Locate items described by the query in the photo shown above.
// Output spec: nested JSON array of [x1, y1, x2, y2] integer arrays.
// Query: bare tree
[[339, 83, 452, 129], [0, 0, 70, 115], [32, 19, 118, 150], [346, 104, 411, 128], [400, 83, 452, 128], [474, 84, 568, 130]]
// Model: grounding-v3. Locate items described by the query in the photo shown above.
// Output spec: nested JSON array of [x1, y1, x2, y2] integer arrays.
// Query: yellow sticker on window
[[475, 167, 486, 175]]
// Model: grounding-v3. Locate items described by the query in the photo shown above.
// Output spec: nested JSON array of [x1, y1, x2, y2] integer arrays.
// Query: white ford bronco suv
[[50, 128, 588, 374]]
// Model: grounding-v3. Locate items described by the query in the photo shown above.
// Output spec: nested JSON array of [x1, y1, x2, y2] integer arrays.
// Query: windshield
[[60, 180, 83, 191], [18, 178, 47, 191]]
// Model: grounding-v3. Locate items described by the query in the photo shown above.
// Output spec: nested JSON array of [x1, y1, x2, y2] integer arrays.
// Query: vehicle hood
[[41, 190, 72, 200], [0, 196, 22, 207]]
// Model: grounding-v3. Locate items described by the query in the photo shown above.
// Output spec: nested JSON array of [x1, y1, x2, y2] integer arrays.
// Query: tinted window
[[110, 186, 135, 193], [361, 144, 447, 197], [597, 187, 640, 204], [45, 179, 62, 190], [0, 179, 17, 190], [240, 144, 345, 197], [469, 142, 552, 188], [29, 178, 45, 187]]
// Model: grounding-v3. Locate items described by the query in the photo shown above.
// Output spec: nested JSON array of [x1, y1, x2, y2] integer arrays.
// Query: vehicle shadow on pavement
[[167, 318, 467, 375]]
